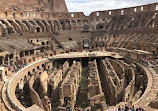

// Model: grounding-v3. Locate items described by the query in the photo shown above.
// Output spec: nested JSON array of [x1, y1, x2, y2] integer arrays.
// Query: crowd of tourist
[[104, 105, 145, 111], [62, 104, 146, 111], [116, 104, 145, 111], [10, 63, 28, 72], [142, 56, 158, 67], [63, 107, 90, 111]]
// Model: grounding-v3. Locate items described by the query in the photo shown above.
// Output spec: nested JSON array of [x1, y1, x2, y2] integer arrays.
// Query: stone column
[[0, 68, 6, 82], [28, 51, 30, 56], [2, 59, 4, 65], [23, 51, 25, 57]]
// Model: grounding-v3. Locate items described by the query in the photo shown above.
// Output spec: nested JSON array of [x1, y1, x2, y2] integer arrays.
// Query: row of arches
[[0, 54, 14, 65], [0, 49, 35, 66], [16, 62, 46, 89], [95, 12, 158, 30], [0, 19, 90, 36]]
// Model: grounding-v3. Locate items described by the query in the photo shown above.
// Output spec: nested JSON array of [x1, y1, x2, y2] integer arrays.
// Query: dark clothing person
[[139, 107, 143, 111], [131, 106, 135, 111], [118, 106, 121, 111], [125, 105, 129, 111], [131, 108, 135, 111]]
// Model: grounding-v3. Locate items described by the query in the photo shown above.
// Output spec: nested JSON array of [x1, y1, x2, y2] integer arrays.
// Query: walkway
[[49, 51, 123, 60]]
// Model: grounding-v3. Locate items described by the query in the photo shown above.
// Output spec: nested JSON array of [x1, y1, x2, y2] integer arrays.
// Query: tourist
[[131, 106, 135, 111], [75, 107, 78, 111], [129, 108, 132, 111], [118, 106, 121, 111], [122, 106, 125, 111], [125, 104, 129, 111], [139, 107, 143, 111], [136, 107, 139, 111]]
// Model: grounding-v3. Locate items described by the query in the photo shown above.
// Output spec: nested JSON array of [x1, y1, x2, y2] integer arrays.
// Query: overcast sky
[[65, 0, 158, 15]]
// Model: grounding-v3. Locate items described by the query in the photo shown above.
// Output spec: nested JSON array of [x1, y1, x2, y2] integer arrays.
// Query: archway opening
[[36, 27, 40, 33]]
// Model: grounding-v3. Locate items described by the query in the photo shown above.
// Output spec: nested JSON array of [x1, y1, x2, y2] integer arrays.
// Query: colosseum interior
[[0, 0, 158, 111]]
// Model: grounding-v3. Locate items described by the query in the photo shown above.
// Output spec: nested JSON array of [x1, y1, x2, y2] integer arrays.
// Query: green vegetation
[[75, 68, 89, 108]]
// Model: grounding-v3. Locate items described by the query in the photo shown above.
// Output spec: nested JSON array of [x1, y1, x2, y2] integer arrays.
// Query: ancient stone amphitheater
[[0, 0, 158, 111]]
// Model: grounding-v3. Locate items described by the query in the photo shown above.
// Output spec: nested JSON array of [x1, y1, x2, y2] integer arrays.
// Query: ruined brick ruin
[[0, 0, 158, 111]]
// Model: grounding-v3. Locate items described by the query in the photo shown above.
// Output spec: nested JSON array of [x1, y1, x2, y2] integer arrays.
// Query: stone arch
[[9, 54, 13, 60], [28, 71, 31, 77], [59, 20, 65, 30], [8, 20, 22, 33], [20, 51, 25, 57], [24, 75, 28, 83], [47, 20, 54, 32], [42, 64, 46, 70], [41, 21, 51, 32], [35, 20, 46, 32], [29, 20, 41, 32], [96, 23, 104, 30], [30, 50, 34, 55], [0, 56, 4, 65], [36, 27, 41, 33], [1, 20, 15, 34], [53, 20, 61, 31], [77, 20, 81, 26], [65, 20, 71, 30], [77, 20, 82, 30], [83, 20, 89, 25], [82, 20, 90, 31], [29, 21, 36, 26], [15, 20, 29, 32], [25, 50, 30, 56], [42, 42, 45, 45], [22, 20, 35, 33], [32, 69, 35, 73], [37, 66, 40, 70], [71, 20, 77, 30], [4, 55, 9, 64], [0, 21, 7, 35]]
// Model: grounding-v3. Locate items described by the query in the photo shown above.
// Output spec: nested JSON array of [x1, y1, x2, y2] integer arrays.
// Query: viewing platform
[[49, 51, 123, 60]]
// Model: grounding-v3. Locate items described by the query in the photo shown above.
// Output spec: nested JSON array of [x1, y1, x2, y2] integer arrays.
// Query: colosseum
[[0, 0, 158, 111]]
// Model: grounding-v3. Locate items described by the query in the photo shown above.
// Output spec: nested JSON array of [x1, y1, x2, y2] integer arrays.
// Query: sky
[[65, 0, 158, 15]]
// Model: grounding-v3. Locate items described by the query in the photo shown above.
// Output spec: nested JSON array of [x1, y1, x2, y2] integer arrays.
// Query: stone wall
[[87, 60, 105, 108], [59, 61, 82, 109], [29, 75, 44, 110], [62, 61, 69, 77]]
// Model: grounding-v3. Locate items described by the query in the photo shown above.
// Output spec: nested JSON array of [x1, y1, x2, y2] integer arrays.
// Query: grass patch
[[75, 68, 89, 108]]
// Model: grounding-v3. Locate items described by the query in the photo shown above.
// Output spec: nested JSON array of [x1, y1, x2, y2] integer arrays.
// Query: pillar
[[0, 68, 6, 82], [23, 51, 25, 57]]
